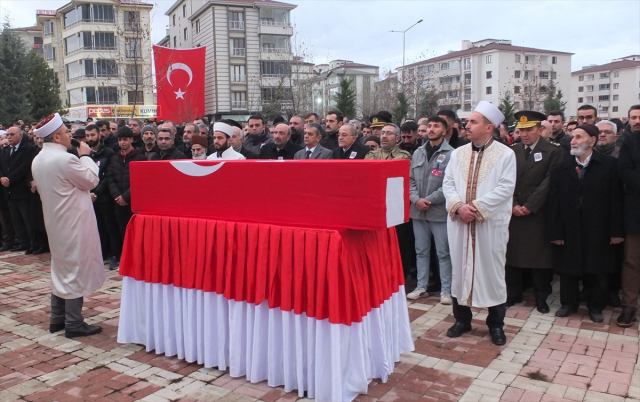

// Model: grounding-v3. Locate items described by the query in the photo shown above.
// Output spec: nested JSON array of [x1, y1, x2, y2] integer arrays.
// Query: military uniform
[[505, 111, 564, 313], [364, 144, 411, 160]]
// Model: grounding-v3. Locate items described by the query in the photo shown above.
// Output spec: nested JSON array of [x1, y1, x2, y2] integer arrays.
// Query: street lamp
[[390, 19, 423, 91]]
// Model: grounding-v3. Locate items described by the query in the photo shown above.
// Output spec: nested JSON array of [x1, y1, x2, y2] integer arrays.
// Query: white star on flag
[[174, 88, 186, 99]]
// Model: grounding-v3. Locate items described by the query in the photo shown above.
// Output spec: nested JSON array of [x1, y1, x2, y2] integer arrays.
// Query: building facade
[[397, 39, 573, 118], [9, 26, 44, 57], [165, 0, 297, 121], [569, 55, 640, 120], [311, 60, 379, 119], [36, 0, 155, 121]]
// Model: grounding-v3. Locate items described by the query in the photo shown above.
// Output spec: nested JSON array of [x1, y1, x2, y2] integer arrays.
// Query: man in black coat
[[506, 111, 564, 314], [547, 124, 624, 323], [150, 128, 187, 160], [258, 123, 302, 160], [547, 111, 572, 155], [107, 127, 146, 245], [86, 125, 120, 269], [616, 104, 640, 327], [332, 123, 371, 160], [320, 110, 343, 151], [96, 120, 118, 151], [0, 128, 37, 252]]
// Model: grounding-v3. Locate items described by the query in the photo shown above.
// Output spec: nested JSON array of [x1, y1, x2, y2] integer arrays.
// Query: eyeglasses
[[381, 131, 396, 135], [598, 130, 614, 135], [157, 137, 172, 141], [577, 115, 594, 121]]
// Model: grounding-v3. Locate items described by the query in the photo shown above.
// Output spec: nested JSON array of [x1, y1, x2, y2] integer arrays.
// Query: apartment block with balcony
[[397, 39, 573, 117], [9, 26, 44, 57], [570, 55, 640, 119], [36, 0, 155, 121], [166, 0, 296, 120]]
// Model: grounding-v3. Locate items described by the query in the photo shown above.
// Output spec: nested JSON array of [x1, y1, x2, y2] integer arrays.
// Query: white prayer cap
[[34, 113, 64, 138], [213, 122, 233, 137], [474, 101, 505, 127]]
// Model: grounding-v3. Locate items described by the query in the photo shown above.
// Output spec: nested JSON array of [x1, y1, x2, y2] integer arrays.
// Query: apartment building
[[569, 55, 640, 119], [311, 60, 379, 119], [9, 26, 44, 57], [397, 39, 573, 117], [164, 0, 297, 120], [36, 0, 155, 121]]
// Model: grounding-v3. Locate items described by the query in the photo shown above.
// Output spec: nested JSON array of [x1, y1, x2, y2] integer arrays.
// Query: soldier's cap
[[514, 110, 547, 129], [369, 111, 392, 128]]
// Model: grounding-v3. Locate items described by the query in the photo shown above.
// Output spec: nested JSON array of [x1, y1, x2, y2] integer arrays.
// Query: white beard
[[570, 142, 590, 156], [192, 153, 207, 160]]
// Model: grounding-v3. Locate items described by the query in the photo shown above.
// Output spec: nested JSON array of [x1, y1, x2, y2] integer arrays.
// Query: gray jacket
[[293, 144, 333, 159], [409, 139, 454, 222]]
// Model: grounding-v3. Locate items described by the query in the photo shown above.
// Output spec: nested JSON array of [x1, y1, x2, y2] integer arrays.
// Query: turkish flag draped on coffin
[[153, 45, 206, 122]]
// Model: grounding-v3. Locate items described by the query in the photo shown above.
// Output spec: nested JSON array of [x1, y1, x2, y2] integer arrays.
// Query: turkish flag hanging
[[153, 45, 206, 122]]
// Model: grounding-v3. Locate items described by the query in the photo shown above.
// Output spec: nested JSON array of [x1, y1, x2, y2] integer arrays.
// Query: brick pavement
[[0, 250, 638, 402]]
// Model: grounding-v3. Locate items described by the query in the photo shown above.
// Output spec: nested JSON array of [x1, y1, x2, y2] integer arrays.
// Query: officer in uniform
[[369, 111, 393, 138], [505, 111, 564, 313]]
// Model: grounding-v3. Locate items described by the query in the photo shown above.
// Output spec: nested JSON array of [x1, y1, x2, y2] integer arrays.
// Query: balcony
[[229, 21, 244, 30], [66, 44, 117, 56], [65, 18, 115, 30], [232, 101, 247, 109], [259, 22, 293, 36], [231, 48, 245, 57], [464, 78, 471, 86], [261, 46, 289, 54], [44, 31, 53, 37]]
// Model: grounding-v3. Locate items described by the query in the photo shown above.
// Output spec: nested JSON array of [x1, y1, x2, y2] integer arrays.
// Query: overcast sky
[[2, 0, 638, 73]]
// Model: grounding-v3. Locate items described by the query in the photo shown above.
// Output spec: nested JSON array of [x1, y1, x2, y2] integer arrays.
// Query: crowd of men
[[1, 101, 640, 343]]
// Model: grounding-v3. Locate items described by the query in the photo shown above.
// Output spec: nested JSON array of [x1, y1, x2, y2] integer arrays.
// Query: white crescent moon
[[170, 161, 225, 177], [166, 63, 193, 87]]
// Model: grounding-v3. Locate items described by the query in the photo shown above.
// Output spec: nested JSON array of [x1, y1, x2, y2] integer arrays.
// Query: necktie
[[524, 147, 531, 160], [305, 150, 311, 159], [10, 146, 15, 156]]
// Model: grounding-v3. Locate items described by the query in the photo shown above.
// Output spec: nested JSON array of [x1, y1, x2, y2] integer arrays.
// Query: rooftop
[[166, 0, 295, 16], [572, 59, 640, 75], [9, 26, 40, 31]]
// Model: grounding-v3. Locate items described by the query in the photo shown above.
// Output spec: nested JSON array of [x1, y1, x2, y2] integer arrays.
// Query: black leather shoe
[[24, 248, 34, 255], [10, 245, 27, 252], [33, 247, 50, 255], [490, 327, 507, 346], [49, 322, 65, 333], [0, 244, 13, 252], [446, 322, 472, 338], [588, 309, 604, 323], [535, 298, 550, 314], [555, 305, 577, 317], [65, 324, 102, 338], [616, 306, 638, 328], [506, 295, 523, 307]]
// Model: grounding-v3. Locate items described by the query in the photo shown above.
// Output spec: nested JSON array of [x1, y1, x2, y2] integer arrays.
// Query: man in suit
[[259, 123, 303, 160], [332, 123, 371, 160], [294, 123, 333, 159], [505, 111, 564, 313], [0, 127, 37, 253]]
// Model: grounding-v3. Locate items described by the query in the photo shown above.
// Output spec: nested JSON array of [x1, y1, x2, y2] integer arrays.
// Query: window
[[125, 64, 143, 84], [578, 97, 583, 103], [525, 55, 535, 64], [599, 84, 610, 90], [231, 65, 246, 82], [514, 86, 520, 94], [599, 95, 610, 101], [539, 71, 549, 80], [586, 96, 593, 103], [464, 58, 470, 70], [439, 75, 460, 85], [93, 4, 115, 22], [613, 106, 618, 112], [579, 75, 584, 81], [44, 44, 55, 61], [43, 20, 54, 37], [613, 71, 619, 78], [552, 56, 557, 64], [578, 86, 583, 92], [524, 70, 533, 79], [514, 70, 521, 79], [485, 55, 492, 64], [600, 72, 610, 79], [183, 4, 186, 17], [550, 71, 557, 79], [486, 86, 492, 94], [232, 91, 246, 108], [229, 11, 245, 30], [464, 73, 471, 86], [515, 54, 521, 63], [602, 106, 609, 112], [486, 71, 492, 79], [173, 36, 177, 48], [427, 64, 434, 73], [128, 91, 143, 105], [66, 61, 83, 81], [231, 38, 245, 56], [514, 101, 521, 109], [94, 32, 116, 50], [613, 95, 619, 101], [63, 4, 89, 28], [125, 38, 142, 58], [586, 85, 594, 92], [613, 83, 619, 89], [463, 103, 471, 112], [540, 85, 548, 94], [183, 28, 187, 40], [86, 86, 118, 104], [260, 61, 289, 77], [173, 14, 176, 26], [440, 62, 450, 70], [586, 74, 594, 81], [450, 60, 460, 70], [195, 20, 200, 33], [540, 56, 549, 65], [260, 35, 289, 52], [259, 8, 289, 26], [124, 11, 140, 32], [95, 59, 117, 77], [464, 88, 471, 100]]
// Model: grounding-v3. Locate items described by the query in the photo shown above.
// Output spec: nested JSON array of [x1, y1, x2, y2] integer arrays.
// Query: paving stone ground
[[0, 250, 638, 402]]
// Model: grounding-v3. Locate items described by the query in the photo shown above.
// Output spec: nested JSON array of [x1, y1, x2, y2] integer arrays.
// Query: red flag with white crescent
[[153, 45, 206, 122]]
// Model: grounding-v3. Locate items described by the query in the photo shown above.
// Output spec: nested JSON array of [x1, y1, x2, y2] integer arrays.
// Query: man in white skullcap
[[442, 101, 517, 346], [206, 122, 246, 160], [31, 113, 106, 338]]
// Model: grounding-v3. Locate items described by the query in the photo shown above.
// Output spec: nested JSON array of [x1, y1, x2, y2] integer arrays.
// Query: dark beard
[[87, 139, 100, 148]]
